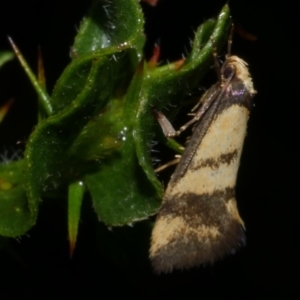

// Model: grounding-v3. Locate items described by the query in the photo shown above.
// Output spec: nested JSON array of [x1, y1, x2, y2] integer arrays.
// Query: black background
[[0, 0, 299, 299]]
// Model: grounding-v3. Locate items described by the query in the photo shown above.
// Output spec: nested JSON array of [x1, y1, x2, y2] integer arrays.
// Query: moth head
[[223, 55, 256, 95]]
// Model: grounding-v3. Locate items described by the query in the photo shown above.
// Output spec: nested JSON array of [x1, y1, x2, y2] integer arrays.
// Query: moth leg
[[154, 155, 181, 173], [189, 92, 207, 113], [176, 86, 219, 135], [153, 108, 177, 138]]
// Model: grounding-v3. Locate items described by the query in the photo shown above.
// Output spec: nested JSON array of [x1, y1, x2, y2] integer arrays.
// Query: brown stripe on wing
[[159, 187, 235, 219], [151, 188, 245, 273], [190, 149, 238, 171], [151, 219, 244, 273]]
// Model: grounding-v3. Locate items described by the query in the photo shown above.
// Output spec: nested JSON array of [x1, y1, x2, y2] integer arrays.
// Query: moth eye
[[223, 64, 235, 79]]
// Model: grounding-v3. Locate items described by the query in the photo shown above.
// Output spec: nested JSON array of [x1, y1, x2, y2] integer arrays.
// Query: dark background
[[0, 0, 299, 299]]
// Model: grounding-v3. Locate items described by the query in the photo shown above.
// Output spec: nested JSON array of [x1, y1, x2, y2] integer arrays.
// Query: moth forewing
[[150, 55, 256, 273]]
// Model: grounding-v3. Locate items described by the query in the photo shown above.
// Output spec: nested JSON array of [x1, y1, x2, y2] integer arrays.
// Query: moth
[[150, 40, 256, 273]]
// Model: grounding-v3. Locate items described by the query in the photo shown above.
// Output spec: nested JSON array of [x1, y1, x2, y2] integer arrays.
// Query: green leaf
[[134, 5, 231, 193], [72, 0, 144, 57], [0, 160, 32, 237], [24, 51, 118, 222], [85, 61, 161, 226], [52, 0, 145, 115], [24, 0, 147, 228]]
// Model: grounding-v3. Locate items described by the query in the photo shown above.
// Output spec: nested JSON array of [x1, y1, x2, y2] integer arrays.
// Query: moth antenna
[[211, 40, 221, 82], [227, 24, 234, 58]]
